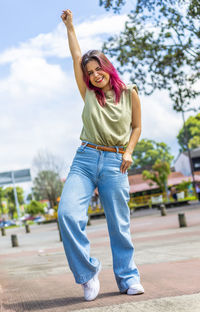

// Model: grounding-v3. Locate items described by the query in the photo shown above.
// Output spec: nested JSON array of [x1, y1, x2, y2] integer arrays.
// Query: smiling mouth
[[95, 77, 104, 83]]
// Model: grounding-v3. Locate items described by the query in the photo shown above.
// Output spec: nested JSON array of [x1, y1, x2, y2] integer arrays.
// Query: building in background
[[174, 147, 200, 176]]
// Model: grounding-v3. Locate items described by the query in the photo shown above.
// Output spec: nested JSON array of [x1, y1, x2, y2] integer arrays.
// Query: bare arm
[[61, 10, 86, 100], [120, 89, 142, 173]]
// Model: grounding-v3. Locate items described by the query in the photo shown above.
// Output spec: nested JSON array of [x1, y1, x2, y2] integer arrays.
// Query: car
[[0, 220, 16, 228], [21, 215, 35, 222], [34, 216, 46, 223]]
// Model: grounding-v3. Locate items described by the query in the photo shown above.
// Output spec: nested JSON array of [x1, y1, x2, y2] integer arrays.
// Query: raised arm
[[61, 10, 86, 100]]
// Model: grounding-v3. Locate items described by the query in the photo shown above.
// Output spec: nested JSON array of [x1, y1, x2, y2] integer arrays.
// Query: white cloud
[[139, 90, 183, 158], [76, 14, 127, 37], [0, 14, 127, 64], [0, 57, 69, 104], [141, 90, 183, 141]]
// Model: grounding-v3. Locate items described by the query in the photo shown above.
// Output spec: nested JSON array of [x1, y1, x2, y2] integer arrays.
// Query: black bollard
[[87, 215, 91, 226], [57, 220, 62, 242], [160, 204, 167, 216], [11, 234, 19, 247], [1, 227, 6, 236], [25, 224, 30, 233], [178, 213, 187, 227]]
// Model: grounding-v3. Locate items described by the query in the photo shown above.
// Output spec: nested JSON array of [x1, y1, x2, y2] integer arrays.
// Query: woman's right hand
[[61, 9, 73, 29]]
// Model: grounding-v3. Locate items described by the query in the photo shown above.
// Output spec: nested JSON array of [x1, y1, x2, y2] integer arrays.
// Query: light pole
[[181, 109, 196, 191], [11, 171, 22, 225]]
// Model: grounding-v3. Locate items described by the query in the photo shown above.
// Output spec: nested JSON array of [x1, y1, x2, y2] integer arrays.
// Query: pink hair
[[81, 50, 126, 107]]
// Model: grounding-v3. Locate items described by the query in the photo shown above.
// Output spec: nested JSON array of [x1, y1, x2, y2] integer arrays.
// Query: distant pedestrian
[[195, 183, 200, 202], [170, 186, 177, 201], [58, 9, 144, 302]]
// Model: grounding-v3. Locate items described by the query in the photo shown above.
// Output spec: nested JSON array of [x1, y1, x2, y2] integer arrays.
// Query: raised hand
[[61, 9, 73, 29]]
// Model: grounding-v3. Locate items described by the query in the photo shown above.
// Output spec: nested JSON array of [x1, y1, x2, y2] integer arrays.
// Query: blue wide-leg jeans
[[58, 142, 141, 292]]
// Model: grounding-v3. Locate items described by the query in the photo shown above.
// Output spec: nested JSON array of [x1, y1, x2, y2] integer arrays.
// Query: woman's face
[[86, 60, 110, 92]]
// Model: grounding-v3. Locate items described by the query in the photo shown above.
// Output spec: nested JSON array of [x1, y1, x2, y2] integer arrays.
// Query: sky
[[0, 0, 195, 194]]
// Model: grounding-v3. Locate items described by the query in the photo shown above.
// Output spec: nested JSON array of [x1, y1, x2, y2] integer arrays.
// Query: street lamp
[[181, 108, 196, 191]]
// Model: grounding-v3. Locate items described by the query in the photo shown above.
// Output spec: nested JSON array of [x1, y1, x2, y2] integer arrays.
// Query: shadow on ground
[[3, 292, 120, 311]]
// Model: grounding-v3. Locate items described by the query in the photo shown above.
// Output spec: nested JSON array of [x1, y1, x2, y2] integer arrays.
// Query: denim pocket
[[115, 153, 123, 161], [76, 146, 85, 154]]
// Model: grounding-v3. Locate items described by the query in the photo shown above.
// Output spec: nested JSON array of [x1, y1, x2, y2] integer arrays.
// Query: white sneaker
[[127, 283, 144, 295], [81, 266, 101, 301]]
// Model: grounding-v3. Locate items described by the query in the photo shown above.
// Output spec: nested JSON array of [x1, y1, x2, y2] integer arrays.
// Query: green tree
[[32, 150, 64, 208], [101, 0, 200, 112], [176, 180, 191, 197], [25, 200, 45, 216], [177, 113, 200, 151], [33, 171, 63, 208], [26, 193, 33, 201], [132, 139, 174, 169], [99, 0, 126, 13], [142, 160, 171, 193], [0, 187, 5, 215], [4, 187, 24, 219]]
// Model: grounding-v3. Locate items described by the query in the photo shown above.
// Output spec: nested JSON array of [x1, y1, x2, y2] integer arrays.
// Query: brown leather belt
[[82, 143, 125, 154]]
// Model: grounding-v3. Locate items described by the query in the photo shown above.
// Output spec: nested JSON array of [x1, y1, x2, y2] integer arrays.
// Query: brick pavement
[[0, 203, 200, 312]]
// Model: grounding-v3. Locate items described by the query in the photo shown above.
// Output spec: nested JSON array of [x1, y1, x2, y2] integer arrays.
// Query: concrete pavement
[[0, 203, 200, 311]]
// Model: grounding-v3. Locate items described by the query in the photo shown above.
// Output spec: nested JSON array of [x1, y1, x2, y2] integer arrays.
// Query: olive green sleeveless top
[[80, 84, 138, 147]]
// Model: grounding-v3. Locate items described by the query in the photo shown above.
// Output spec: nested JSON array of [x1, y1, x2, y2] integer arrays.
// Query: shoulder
[[122, 84, 139, 104], [125, 84, 138, 94], [123, 84, 141, 110]]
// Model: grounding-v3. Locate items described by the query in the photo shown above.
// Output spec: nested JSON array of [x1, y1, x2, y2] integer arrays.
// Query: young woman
[[58, 9, 144, 301]]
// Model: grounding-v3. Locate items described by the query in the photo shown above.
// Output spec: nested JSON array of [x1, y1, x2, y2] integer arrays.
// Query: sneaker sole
[[127, 287, 144, 295]]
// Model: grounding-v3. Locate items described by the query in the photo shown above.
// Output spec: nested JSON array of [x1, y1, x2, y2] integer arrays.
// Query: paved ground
[[0, 202, 200, 312]]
